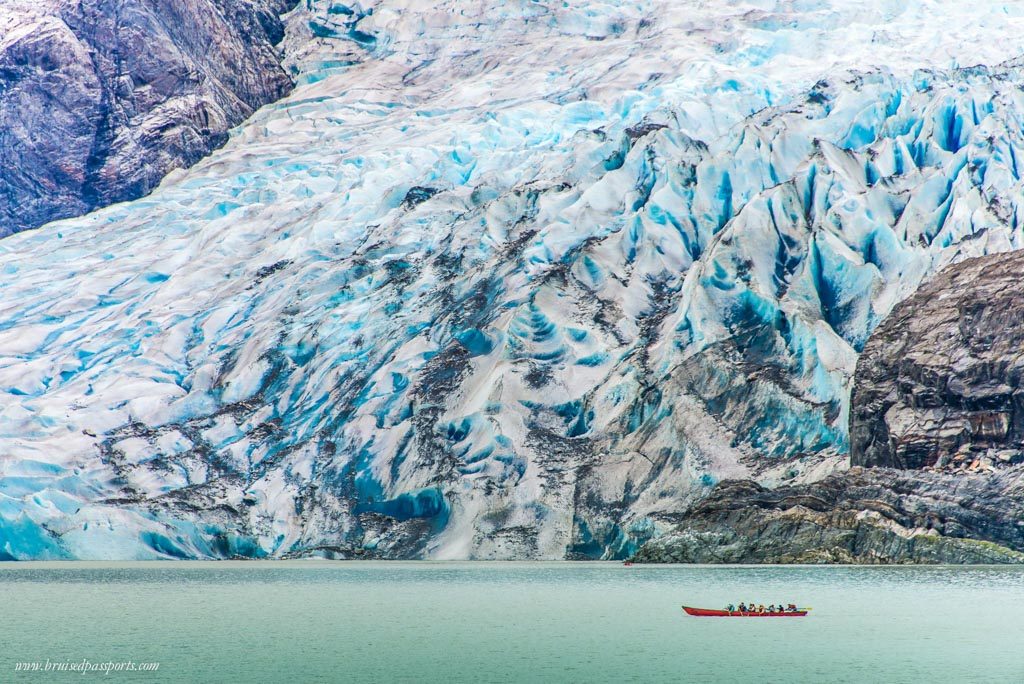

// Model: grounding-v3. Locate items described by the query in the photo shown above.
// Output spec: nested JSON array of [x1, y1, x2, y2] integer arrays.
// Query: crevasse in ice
[[2, 1, 1024, 558]]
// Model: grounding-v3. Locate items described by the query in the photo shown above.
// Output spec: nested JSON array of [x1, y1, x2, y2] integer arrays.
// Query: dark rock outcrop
[[636, 252, 1024, 564], [633, 469, 1024, 564], [851, 252, 1024, 470], [0, 0, 297, 236]]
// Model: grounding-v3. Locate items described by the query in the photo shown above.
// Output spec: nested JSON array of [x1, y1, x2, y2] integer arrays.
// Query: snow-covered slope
[[3, 0, 1024, 559]]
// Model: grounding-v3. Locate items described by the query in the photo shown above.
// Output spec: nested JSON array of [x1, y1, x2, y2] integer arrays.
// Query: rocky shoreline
[[632, 469, 1024, 564]]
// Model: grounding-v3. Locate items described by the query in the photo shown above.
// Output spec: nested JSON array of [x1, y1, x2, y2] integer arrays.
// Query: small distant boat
[[623, 561, 634, 566], [682, 606, 808, 617]]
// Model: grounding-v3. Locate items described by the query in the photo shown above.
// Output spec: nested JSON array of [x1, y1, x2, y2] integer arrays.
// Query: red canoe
[[682, 606, 808, 617]]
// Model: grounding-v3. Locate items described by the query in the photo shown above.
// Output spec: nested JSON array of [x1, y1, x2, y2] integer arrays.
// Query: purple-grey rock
[[850, 252, 1024, 470], [0, 0, 297, 236]]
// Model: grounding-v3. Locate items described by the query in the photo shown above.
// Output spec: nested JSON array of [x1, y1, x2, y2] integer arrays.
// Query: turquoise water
[[2, 562, 1023, 683]]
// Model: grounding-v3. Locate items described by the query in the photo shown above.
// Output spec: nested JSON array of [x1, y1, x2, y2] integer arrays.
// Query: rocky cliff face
[[636, 250, 1024, 564], [850, 252, 1024, 470], [0, 0, 296, 236]]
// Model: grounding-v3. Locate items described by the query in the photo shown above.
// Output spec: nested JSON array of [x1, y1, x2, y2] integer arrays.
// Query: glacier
[[3, 0, 1024, 559]]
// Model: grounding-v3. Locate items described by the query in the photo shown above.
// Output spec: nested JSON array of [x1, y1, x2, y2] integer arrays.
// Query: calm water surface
[[1, 561, 1022, 683]]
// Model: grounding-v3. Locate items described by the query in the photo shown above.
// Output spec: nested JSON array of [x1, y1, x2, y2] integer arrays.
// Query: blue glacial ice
[[3, 0, 1024, 558]]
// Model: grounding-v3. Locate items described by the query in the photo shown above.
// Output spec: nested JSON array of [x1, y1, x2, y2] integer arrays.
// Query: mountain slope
[[3, 0, 1024, 559], [0, 0, 296, 236]]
